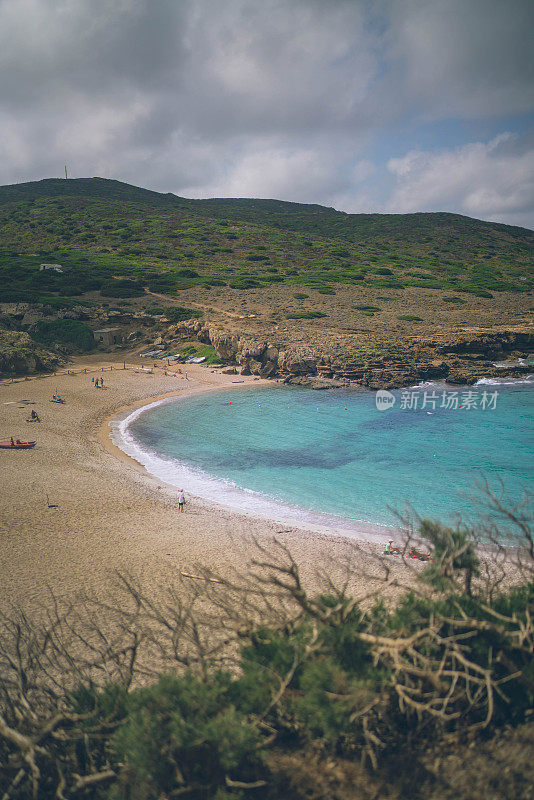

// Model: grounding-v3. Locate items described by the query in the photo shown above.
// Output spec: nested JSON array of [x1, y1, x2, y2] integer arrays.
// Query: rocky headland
[[174, 319, 534, 389]]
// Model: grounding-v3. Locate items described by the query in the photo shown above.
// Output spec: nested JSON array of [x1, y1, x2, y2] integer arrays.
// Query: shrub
[[0, 288, 37, 302], [353, 305, 381, 312], [204, 278, 227, 287], [29, 270, 62, 290], [37, 296, 95, 310], [31, 319, 95, 350], [147, 277, 176, 292], [113, 672, 266, 799], [293, 293, 309, 299], [163, 306, 203, 322], [100, 279, 144, 298], [397, 314, 423, 321], [418, 519, 479, 596], [0, 503, 532, 798], [177, 268, 200, 278], [61, 276, 103, 295], [173, 280, 196, 291]]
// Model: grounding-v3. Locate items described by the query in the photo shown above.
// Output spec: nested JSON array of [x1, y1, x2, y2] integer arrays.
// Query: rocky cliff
[[0, 330, 62, 377], [168, 320, 534, 389]]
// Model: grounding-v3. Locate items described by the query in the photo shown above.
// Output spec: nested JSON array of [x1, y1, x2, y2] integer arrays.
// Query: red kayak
[[0, 440, 36, 449]]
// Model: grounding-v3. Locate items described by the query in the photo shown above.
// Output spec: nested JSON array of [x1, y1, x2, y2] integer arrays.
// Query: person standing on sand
[[178, 489, 185, 512]]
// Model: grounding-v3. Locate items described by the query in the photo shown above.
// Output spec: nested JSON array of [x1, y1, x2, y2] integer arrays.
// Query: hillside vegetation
[[0, 177, 532, 305], [0, 178, 532, 384]]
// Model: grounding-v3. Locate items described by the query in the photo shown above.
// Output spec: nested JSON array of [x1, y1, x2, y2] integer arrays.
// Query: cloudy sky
[[1, 0, 533, 227]]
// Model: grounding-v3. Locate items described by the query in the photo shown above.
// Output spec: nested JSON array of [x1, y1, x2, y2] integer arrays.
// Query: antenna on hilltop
[[65, 165, 68, 180]]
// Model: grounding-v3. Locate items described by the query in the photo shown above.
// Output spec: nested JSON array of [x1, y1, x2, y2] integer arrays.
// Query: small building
[[39, 263, 64, 273], [94, 327, 124, 346]]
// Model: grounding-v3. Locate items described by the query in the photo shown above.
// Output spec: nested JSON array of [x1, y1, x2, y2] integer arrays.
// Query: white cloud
[[387, 134, 534, 226], [185, 141, 347, 202]]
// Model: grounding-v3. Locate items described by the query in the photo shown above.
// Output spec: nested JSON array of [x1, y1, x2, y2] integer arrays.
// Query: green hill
[[0, 176, 532, 305], [0, 177, 181, 206]]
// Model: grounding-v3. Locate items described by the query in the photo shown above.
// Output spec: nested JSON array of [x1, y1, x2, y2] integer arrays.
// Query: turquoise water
[[121, 380, 534, 530]]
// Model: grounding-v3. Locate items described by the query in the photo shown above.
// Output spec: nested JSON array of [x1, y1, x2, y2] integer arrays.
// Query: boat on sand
[[0, 440, 36, 449]]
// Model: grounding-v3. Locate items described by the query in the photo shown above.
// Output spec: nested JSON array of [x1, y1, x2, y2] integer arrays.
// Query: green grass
[[178, 343, 220, 364]]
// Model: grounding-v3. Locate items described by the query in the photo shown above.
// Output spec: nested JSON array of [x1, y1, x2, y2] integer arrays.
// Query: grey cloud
[[0, 0, 187, 107], [1, 0, 380, 135], [0, 0, 383, 193], [387, 0, 534, 120], [0, 0, 532, 226]]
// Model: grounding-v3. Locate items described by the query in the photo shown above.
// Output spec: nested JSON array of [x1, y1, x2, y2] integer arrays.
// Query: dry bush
[[0, 484, 532, 798]]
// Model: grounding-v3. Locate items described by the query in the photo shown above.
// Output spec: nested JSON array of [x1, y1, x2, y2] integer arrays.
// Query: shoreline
[[0, 358, 396, 615], [104, 370, 533, 538], [105, 388, 396, 541], [97, 377, 271, 481]]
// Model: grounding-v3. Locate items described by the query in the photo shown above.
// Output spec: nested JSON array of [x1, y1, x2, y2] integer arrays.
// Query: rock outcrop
[[188, 323, 534, 390], [0, 330, 62, 377], [284, 375, 347, 389], [440, 331, 534, 358]]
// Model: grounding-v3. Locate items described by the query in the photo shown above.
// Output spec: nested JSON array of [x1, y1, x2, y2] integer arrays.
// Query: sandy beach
[[0, 356, 402, 616]]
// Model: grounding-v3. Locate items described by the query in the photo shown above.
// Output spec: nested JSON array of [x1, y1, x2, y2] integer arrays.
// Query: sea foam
[[475, 375, 534, 386]]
